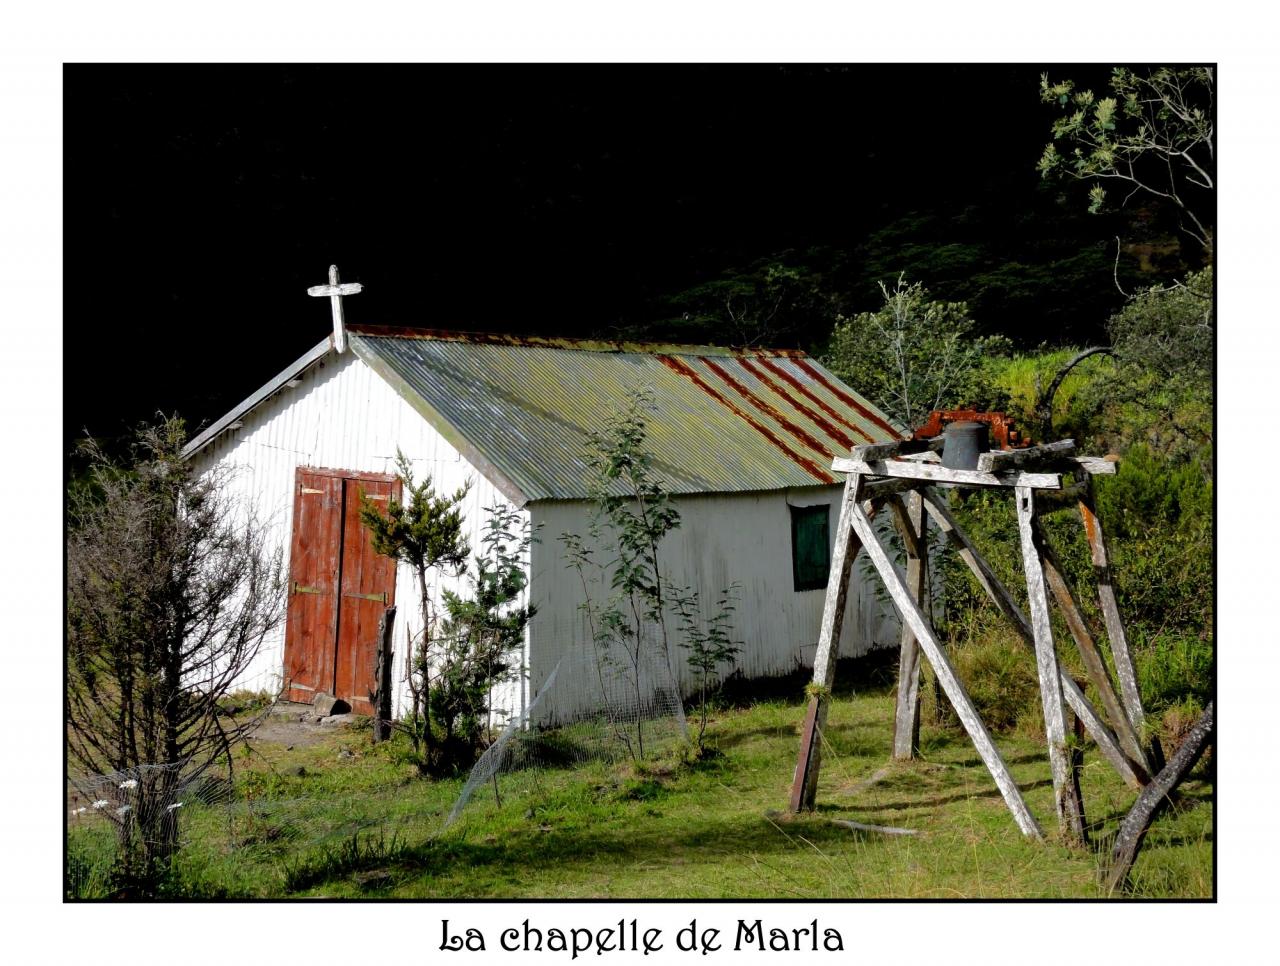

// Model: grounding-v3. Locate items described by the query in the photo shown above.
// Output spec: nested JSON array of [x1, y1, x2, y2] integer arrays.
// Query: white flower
[[115, 804, 131, 817], [119, 779, 138, 791], [92, 800, 109, 810], [70, 807, 87, 816], [166, 802, 183, 811]]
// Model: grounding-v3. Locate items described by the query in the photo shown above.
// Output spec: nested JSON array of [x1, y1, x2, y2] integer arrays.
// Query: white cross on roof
[[308, 264, 362, 352]]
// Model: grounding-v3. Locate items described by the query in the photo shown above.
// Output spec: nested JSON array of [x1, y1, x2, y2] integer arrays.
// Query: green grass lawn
[[69, 684, 1213, 899]]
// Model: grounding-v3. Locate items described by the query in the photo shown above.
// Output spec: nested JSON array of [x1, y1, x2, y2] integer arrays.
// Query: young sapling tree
[[674, 583, 743, 753], [360, 451, 469, 773], [431, 502, 536, 765]]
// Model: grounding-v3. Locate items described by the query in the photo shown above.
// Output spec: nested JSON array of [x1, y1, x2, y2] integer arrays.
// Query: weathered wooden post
[[1015, 486, 1086, 846], [790, 473, 866, 813], [371, 604, 397, 743], [920, 489, 1148, 789], [1078, 477, 1165, 770], [1037, 525, 1151, 774], [890, 491, 928, 759], [1105, 701, 1213, 893]]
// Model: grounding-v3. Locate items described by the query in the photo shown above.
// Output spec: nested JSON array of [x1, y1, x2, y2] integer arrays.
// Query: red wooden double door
[[283, 467, 400, 713]]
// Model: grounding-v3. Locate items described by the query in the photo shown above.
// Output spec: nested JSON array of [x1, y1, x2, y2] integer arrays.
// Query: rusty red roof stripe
[[657, 355, 835, 484], [789, 358, 901, 438], [754, 356, 877, 444], [736, 356, 858, 451], [700, 356, 842, 462]]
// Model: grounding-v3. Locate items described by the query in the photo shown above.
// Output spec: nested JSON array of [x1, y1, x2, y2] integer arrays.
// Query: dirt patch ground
[[245, 702, 361, 749]]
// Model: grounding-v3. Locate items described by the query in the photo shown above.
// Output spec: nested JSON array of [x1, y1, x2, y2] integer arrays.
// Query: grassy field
[[67, 680, 1213, 899]]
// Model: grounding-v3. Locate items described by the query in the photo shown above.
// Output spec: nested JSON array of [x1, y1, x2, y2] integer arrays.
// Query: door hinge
[[292, 582, 325, 595], [343, 590, 389, 603]]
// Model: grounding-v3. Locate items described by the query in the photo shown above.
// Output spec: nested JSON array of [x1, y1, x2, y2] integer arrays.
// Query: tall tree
[[66, 417, 283, 894]]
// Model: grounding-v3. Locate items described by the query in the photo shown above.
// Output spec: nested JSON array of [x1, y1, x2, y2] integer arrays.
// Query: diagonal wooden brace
[[919, 488, 1149, 789], [848, 495, 1044, 839], [1078, 477, 1163, 769], [1035, 522, 1152, 774]]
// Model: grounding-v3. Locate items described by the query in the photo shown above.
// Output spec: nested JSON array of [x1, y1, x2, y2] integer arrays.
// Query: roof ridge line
[[345, 324, 807, 358]]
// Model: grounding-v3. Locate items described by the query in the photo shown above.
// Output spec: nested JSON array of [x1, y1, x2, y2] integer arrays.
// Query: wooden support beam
[[1073, 456, 1119, 475], [977, 439, 1076, 473], [860, 476, 919, 501], [790, 475, 871, 812], [1079, 477, 1149, 745], [370, 605, 397, 742], [1069, 712, 1088, 847], [852, 435, 945, 462], [832, 456, 1062, 490], [846, 496, 1044, 840], [1036, 526, 1152, 773], [1015, 486, 1087, 846], [889, 492, 928, 760], [1034, 478, 1090, 511], [918, 488, 1148, 790]]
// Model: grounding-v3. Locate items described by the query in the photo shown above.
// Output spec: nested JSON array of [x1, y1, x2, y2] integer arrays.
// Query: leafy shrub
[[824, 275, 1010, 429]]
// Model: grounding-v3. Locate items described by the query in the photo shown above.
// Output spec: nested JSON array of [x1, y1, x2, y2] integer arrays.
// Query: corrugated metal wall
[[527, 488, 900, 721], [190, 349, 529, 719]]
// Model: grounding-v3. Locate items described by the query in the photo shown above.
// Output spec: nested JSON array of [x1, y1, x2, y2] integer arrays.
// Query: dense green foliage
[[1090, 266, 1213, 464], [824, 276, 1010, 428]]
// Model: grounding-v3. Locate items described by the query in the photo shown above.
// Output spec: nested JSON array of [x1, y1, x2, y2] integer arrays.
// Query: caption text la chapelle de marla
[[441, 918, 845, 957]]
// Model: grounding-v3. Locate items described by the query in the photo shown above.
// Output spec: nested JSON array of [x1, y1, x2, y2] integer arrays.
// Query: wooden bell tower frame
[[789, 436, 1158, 844]]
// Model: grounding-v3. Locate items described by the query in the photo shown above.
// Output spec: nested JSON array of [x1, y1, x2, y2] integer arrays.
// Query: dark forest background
[[63, 64, 1198, 454]]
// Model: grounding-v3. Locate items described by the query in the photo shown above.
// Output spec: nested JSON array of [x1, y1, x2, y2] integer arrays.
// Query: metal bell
[[941, 420, 990, 471]]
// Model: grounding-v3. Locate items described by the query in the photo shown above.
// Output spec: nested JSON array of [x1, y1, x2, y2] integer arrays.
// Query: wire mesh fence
[[66, 634, 692, 898]]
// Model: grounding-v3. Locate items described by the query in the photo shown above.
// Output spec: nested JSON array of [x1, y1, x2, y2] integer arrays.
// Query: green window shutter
[[791, 504, 831, 592]]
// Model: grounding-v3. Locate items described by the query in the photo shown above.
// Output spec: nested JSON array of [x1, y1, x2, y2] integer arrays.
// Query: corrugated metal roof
[[347, 326, 901, 504]]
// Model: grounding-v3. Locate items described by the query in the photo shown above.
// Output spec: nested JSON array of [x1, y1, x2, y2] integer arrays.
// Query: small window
[[790, 503, 830, 592]]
